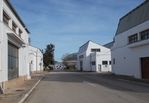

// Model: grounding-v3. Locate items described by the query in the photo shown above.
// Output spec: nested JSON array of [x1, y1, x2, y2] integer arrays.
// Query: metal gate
[[8, 43, 19, 80]]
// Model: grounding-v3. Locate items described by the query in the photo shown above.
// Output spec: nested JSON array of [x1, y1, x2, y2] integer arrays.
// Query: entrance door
[[80, 61, 83, 71], [29, 61, 33, 75], [8, 43, 19, 80], [98, 64, 101, 72], [141, 57, 149, 79]]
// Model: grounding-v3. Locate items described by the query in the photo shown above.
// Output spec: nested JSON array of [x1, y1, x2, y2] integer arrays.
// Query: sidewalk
[[0, 72, 45, 103], [96, 73, 149, 86]]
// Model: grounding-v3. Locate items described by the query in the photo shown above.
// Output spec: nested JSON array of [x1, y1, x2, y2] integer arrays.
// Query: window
[[140, 29, 149, 41], [91, 48, 100, 52], [12, 21, 17, 33], [113, 58, 115, 65], [19, 29, 22, 37], [28, 37, 31, 45], [109, 61, 111, 65], [3, 11, 10, 26], [102, 61, 108, 65], [91, 61, 96, 65], [79, 55, 84, 59], [128, 34, 138, 44]]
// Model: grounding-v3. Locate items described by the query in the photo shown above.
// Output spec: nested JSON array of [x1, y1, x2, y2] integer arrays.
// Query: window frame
[[102, 61, 108, 65], [3, 10, 10, 26], [19, 29, 22, 37], [109, 61, 111, 65], [91, 61, 96, 65], [140, 29, 149, 41], [128, 33, 138, 44], [12, 21, 18, 33], [91, 48, 101, 52]]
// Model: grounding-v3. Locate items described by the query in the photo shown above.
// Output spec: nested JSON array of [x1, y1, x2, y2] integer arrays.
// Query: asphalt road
[[25, 72, 149, 103]]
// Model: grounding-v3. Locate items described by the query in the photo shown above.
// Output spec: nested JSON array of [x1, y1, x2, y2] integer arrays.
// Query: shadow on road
[[41, 72, 149, 93]]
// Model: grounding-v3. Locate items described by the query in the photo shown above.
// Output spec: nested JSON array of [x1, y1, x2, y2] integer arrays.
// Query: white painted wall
[[0, 0, 4, 83], [96, 53, 111, 72], [0, 0, 30, 83], [112, 20, 149, 79], [28, 46, 43, 72], [77, 41, 112, 72]]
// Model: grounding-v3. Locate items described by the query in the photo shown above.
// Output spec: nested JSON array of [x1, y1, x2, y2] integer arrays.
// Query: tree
[[43, 44, 55, 69]]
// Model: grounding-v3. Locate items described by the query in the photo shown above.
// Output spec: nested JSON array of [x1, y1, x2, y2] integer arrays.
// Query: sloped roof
[[79, 40, 110, 53], [79, 41, 90, 53], [104, 41, 114, 49], [116, 1, 149, 35]]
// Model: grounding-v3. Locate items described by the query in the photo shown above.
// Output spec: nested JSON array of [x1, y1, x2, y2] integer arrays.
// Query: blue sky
[[10, 0, 144, 61]]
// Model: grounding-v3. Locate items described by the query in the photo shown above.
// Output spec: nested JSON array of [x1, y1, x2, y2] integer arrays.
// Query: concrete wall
[[28, 46, 43, 72], [0, 0, 4, 83], [96, 53, 111, 72], [0, 0, 30, 84], [112, 20, 149, 79]]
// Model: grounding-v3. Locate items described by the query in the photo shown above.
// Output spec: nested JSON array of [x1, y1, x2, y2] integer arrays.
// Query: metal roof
[[116, 1, 149, 35], [104, 41, 114, 49]]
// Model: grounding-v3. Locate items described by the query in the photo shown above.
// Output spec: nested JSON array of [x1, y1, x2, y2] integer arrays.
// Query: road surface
[[25, 72, 149, 103]]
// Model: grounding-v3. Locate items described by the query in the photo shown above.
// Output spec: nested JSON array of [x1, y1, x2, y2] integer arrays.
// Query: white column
[[26, 46, 31, 79], [0, 0, 3, 71], [138, 32, 141, 41], [0, 0, 3, 22]]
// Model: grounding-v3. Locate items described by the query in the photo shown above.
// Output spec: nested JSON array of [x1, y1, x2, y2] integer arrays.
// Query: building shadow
[[41, 72, 149, 93]]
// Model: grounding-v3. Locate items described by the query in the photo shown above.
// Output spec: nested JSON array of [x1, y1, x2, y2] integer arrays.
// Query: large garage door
[[8, 43, 19, 80], [141, 57, 149, 79]]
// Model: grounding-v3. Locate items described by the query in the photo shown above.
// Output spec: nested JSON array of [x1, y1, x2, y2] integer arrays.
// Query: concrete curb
[[18, 77, 43, 103]]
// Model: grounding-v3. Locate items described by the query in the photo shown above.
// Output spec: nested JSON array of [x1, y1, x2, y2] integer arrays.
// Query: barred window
[[128, 34, 138, 44], [19, 29, 22, 37], [91, 48, 100, 52], [102, 61, 108, 65], [3, 11, 10, 26], [91, 61, 96, 65], [140, 29, 149, 41], [12, 21, 17, 33]]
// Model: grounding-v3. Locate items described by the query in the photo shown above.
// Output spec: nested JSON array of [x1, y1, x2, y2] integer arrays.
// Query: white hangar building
[[77, 41, 111, 72], [112, 1, 149, 79], [0, 0, 31, 90], [28, 46, 43, 73]]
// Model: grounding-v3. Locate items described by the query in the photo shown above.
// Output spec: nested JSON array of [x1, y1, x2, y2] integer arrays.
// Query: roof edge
[[120, 0, 148, 21], [5, 0, 30, 34], [79, 40, 110, 50]]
